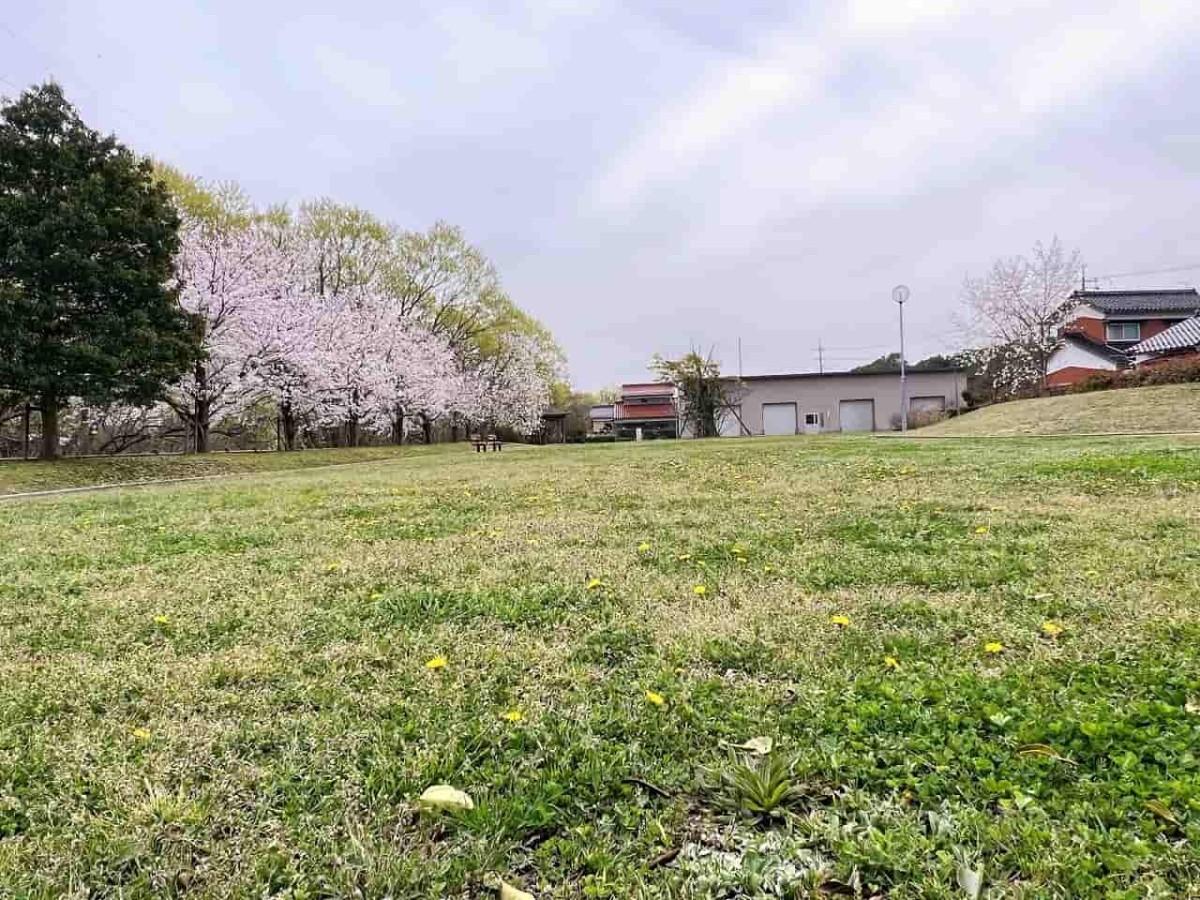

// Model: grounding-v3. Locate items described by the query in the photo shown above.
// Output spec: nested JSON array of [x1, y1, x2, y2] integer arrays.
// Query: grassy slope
[[923, 382, 1200, 436], [0, 445, 459, 496], [2, 436, 1200, 897]]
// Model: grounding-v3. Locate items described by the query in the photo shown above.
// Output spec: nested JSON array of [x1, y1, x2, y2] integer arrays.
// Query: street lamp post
[[893, 285, 909, 433]]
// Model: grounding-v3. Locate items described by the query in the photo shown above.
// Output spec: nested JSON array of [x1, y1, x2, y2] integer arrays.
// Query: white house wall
[[728, 371, 963, 434], [1047, 341, 1118, 374]]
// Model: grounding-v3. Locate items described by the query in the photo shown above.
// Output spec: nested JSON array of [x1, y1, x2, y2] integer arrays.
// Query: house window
[[1106, 321, 1141, 342], [804, 412, 823, 426]]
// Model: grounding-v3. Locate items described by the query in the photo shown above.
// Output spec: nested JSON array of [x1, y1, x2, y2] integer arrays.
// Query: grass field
[[3, 436, 1200, 898], [0, 445, 451, 497], [923, 383, 1200, 437]]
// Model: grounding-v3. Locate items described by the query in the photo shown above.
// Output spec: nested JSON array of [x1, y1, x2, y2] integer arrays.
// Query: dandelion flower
[[884, 656, 900, 669], [425, 656, 448, 670], [830, 615, 850, 628], [1041, 620, 1064, 636], [586, 577, 605, 590], [645, 690, 666, 707], [974, 525, 989, 535], [984, 641, 1004, 654], [637, 542, 651, 552], [153, 615, 170, 625], [500, 709, 523, 723], [132, 727, 151, 740], [693, 585, 707, 596]]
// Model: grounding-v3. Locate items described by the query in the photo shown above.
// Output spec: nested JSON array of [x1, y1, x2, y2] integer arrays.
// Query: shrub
[[1071, 357, 1200, 393]]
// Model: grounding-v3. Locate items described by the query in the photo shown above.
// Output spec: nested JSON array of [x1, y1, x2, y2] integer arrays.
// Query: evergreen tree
[[0, 83, 200, 458]]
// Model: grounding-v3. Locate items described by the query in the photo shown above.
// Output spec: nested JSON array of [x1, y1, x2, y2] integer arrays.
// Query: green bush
[[1073, 358, 1200, 393]]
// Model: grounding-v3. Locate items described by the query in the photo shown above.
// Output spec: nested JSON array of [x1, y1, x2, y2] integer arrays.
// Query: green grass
[[3, 435, 1200, 897], [0, 445, 457, 496], [923, 382, 1200, 436]]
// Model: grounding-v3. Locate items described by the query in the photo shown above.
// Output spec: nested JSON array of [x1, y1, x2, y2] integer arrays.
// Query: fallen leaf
[[418, 784, 474, 812], [956, 861, 983, 899], [731, 736, 774, 755], [499, 881, 535, 900], [1145, 799, 1181, 826]]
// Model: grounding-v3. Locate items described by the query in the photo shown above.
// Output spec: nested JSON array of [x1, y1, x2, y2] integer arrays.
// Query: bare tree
[[961, 237, 1082, 385], [651, 348, 742, 438]]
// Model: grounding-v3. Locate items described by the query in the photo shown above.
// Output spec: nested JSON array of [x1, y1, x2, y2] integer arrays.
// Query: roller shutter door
[[838, 399, 875, 432], [762, 403, 798, 436]]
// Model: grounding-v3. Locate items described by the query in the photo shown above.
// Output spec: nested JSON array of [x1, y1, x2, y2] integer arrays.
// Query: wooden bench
[[470, 434, 503, 452]]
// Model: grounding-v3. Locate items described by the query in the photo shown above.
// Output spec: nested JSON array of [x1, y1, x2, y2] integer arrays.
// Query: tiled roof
[[1061, 333, 1131, 366], [1129, 316, 1200, 354], [621, 383, 674, 398], [614, 402, 676, 421], [1071, 289, 1200, 314]]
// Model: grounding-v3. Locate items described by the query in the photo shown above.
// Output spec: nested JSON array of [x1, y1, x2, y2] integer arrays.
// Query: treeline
[[0, 83, 562, 459]]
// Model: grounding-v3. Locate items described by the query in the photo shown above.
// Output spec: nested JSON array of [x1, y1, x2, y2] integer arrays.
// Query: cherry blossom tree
[[961, 237, 1082, 387], [165, 217, 290, 452]]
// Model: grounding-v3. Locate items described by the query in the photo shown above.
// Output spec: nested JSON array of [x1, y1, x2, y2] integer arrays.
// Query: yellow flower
[[677, 553, 692, 561], [974, 525, 989, 535], [984, 641, 1004, 654], [637, 542, 651, 552], [884, 656, 900, 669], [693, 585, 707, 596], [132, 727, 152, 740], [1041, 620, 1064, 636], [325, 561, 342, 572], [425, 656, 448, 670], [830, 615, 850, 628], [586, 577, 605, 590], [645, 690, 666, 707], [153, 615, 170, 625], [500, 709, 523, 722]]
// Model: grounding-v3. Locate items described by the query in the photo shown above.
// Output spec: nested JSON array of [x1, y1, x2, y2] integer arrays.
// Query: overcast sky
[[5, 1, 1200, 389]]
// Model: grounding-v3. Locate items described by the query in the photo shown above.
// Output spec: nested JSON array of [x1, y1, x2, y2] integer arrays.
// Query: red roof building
[[613, 383, 678, 438]]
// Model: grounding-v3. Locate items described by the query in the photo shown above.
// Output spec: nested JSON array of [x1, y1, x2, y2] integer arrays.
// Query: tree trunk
[[391, 406, 405, 445], [280, 401, 297, 451], [194, 397, 211, 453], [421, 414, 433, 445], [192, 364, 211, 454], [22, 404, 30, 460], [39, 397, 59, 460], [345, 415, 359, 448]]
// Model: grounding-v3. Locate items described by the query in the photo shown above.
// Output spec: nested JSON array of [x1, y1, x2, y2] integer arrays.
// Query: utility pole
[[737, 337, 743, 379], [817, 340, 824, 374], [893, 285, 909, 433]]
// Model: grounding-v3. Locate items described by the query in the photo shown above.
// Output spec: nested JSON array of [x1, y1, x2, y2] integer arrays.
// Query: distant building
[[1128, 316, 1200, 368], [612, 382, 678, 439], [1047, 289, 1200, 387], [588, 403, 615, 435], [720, 369, 963, 434]]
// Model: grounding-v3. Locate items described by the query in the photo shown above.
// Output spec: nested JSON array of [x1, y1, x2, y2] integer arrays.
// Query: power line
[[1091, 262, 1200, 281]]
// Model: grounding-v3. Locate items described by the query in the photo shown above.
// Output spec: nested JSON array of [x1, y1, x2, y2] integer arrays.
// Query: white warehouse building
[[718, 369, 965, 435]]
